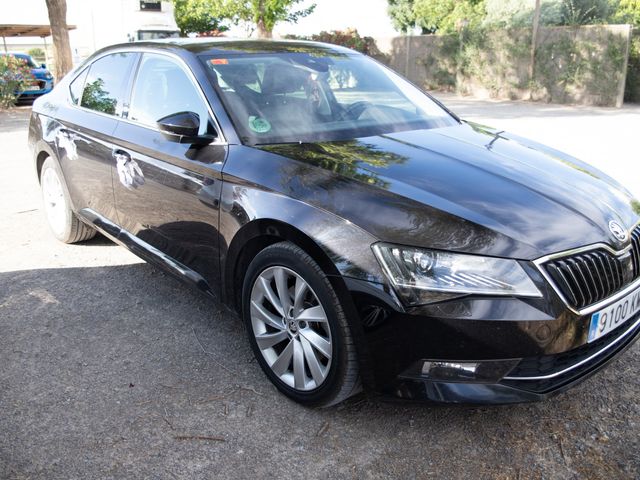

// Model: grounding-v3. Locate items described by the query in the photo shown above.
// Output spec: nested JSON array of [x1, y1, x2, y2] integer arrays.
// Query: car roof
[[101, 38, 358, 57]]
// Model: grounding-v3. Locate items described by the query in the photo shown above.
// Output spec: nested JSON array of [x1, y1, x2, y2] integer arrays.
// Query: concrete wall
[[374, 25, 634, 107]]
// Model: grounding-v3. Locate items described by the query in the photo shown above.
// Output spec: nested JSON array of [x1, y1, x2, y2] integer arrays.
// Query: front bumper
[[18, 79, 53, 99], [392, 316, 640, 404], [346, 277, 640, 404]]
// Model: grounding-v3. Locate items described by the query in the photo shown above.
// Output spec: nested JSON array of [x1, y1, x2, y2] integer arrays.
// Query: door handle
[[113, 149, 145, 190]]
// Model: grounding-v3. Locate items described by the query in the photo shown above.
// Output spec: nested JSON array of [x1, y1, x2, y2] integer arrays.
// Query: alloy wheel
[[42, 166, 67, 236], [250, 266, 332, 391]]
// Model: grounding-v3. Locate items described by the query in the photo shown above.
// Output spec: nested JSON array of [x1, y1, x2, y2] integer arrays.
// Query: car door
[[111, 52, 227, 294], [55, 52, 139, 229]]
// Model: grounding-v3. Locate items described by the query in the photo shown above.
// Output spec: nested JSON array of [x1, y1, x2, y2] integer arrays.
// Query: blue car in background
[[1, 53, 54, 101]]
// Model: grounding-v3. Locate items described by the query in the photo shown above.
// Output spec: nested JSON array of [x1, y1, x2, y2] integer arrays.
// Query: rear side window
[[69, 67, 88, 105], [80, 53, 136, 116], [128, 53, 210, 135]]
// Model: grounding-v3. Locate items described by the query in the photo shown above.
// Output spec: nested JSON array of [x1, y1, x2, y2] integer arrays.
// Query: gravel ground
[[1, 99, 639, 480]]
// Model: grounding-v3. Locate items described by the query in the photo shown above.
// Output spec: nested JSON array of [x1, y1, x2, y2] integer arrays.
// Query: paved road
[[1, 101, 638, 480]]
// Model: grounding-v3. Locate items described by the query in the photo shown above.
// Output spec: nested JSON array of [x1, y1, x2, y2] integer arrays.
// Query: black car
[[28, 39, 640, 406]]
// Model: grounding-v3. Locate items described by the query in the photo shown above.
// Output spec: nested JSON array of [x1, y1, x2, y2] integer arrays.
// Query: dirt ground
[[1, 98, 638, 480]]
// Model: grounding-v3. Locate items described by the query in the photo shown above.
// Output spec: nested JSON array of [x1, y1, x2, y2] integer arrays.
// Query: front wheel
[[242, 242, 360, 407], [40, 157, 96, 243]]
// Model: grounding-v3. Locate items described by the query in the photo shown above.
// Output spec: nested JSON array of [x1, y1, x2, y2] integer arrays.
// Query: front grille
[[38, 80, 46, 89], [542, 225, 640, 310]]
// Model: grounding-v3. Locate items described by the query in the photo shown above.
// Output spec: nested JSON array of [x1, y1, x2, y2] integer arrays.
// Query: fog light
[[422, 361, 479, 381], [420, 359, 519, 383]]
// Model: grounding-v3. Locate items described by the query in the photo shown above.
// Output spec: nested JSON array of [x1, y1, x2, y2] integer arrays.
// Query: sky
[[232, 0, 399, 38]]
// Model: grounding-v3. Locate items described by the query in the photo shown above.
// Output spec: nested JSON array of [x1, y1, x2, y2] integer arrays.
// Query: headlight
[[44, 73, 53, 80], [372, 243, 541, 306]]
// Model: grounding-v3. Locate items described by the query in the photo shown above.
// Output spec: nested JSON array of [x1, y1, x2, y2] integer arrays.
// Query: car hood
[[257, 122, 639, 260]]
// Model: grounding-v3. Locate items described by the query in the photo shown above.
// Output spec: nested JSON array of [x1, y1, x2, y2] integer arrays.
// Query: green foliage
[[172, 0, 229, 35], [625, 32, 640, 102], [612, 0, 640, 26], [0, 55, 35, 108], [391, 0, 638, 33], [211, 0, 315, 36], [413, 0, 486, 34], [387, 0, 486, 33], [387, 0, 421, 33], [285, 29, 379, 55], [484, 0, 618, 28], [399, 25, 629, 105], [81, 79, 117, 115], [558, 0, 615, 25], [27, 48, 46, 64], [484, 0, 558, 27], [534, 29, 626, 104]]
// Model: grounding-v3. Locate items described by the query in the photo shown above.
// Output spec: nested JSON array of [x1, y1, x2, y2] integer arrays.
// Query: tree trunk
[[529, 0, 541, 87], [255, 0, 272, 39], [256, 17, 272, 39], [45, 0, 73, 80]]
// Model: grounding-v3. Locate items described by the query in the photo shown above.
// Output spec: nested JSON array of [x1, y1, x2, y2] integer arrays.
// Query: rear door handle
[[113, 149, 144, 190]]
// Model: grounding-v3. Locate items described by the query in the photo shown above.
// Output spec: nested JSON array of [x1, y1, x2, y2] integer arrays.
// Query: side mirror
[[157, 111, 215, 145], [41, 63, 46, 69]]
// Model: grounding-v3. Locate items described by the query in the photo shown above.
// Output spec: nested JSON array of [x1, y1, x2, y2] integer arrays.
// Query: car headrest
[[261, 63, 308, 95], [217, 64, 260, 90]]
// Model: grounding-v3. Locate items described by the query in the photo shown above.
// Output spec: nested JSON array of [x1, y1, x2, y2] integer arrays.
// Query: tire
[[242, 241, 361, 407], [40, 157, 96, 244]]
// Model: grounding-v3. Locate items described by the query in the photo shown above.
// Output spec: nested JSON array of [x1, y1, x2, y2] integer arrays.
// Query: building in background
[[4, 0, 179, 66]]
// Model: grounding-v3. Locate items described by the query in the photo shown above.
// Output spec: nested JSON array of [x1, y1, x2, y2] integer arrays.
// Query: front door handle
[[113, 149, 145, 190]]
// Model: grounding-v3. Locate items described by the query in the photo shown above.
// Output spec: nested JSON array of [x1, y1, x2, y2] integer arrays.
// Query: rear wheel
[[40, 157, 96, 244], [242, 241, 360, 407]]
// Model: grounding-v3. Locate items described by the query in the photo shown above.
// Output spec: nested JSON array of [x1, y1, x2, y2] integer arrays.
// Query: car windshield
[[202, 52, 458, 145]]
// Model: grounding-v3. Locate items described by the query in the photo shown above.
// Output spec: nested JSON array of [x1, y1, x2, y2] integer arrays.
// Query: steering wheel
[[346, 101, 375, 120]]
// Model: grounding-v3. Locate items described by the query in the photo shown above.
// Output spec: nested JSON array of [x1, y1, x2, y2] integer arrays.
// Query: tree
[[44, 0, 73, 80], [485, 0, 616, 28], [27, 48, 46, 64], [387, 0, 422, 33], [213, 0, 316, 38], [612, 0, 640, 26], [412, 0, 486, 34], [172, 0, 229, 35], [387, 0, 486, 34], [559, 0, 614, 25]]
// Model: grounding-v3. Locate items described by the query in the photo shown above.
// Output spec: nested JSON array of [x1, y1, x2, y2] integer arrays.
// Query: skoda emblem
[[608, 220, 628, 242]]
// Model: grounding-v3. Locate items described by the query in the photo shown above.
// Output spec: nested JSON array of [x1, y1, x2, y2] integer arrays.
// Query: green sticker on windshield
[[248, 116, 271, 133]]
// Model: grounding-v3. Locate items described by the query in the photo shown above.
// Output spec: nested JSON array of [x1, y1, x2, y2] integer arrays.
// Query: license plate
[[24, 85, 40, 91], [589, 286, 640, 342]]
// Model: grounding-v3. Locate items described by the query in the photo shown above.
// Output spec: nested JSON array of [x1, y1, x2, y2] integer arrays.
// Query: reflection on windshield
[[202, 52, 457, 145]]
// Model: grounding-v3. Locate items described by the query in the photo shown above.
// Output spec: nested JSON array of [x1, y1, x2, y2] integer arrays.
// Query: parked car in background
[[28, 39, 640, 407], [1, 53, 54, 101]]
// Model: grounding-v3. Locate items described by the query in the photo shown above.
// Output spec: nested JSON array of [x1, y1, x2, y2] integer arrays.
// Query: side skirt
[[78, 208, 217, 299]]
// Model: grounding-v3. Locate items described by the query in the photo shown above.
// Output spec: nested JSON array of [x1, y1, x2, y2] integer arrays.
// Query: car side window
[[128, 53, 210, 135], [69, 67, 88, 105], [80, 53, 136, 116]]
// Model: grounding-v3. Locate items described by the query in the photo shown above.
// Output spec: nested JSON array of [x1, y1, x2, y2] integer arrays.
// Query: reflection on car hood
[[257, 122, 639, 259]]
